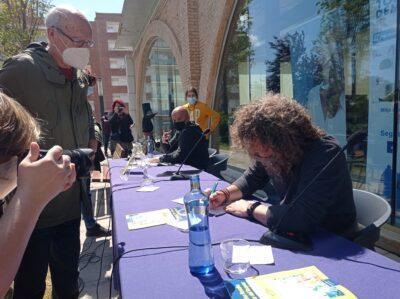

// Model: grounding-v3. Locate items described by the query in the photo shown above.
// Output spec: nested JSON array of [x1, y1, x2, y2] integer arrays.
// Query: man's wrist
[[220, 188, 231, 205], [247, 201, 262, 220]]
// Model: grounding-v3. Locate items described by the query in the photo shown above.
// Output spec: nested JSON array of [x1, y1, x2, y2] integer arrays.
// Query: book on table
[[225, 266, 357, 299]]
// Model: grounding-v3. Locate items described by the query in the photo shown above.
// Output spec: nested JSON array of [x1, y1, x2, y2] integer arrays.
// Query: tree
[[0, 0, 52, 59], [265, 36, 290, 93], [316, 0, 369, 103]]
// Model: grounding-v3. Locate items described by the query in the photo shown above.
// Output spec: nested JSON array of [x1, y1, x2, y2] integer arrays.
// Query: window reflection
[[143, 38, 184, 137], [216, 0, 399, 224]]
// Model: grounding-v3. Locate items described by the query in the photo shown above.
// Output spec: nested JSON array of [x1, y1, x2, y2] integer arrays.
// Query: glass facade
[[143, 38, 184, 138], [215, 0, 399, 224]]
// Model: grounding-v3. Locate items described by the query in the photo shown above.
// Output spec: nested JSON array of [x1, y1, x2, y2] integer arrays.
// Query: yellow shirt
[[183, 101, 221, 133]]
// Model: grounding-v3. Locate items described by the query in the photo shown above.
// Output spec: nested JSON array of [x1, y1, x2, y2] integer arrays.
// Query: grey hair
[[45, 5, 86, 28]]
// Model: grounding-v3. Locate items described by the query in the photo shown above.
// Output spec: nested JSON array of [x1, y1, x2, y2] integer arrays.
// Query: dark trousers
[[81, 178, 96, 229], [13, 219, 81, 299], [103, 133, 110, 155]]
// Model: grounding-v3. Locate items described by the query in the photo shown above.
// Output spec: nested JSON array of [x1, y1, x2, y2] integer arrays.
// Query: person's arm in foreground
[[0, 143, 76, 297]]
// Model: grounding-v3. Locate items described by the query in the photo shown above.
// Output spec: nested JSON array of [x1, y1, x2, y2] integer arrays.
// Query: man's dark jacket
[[234, 136, 356, 235], [160, 122, 209, 170]]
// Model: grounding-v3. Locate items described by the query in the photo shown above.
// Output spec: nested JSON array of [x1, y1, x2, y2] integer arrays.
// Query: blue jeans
[[81, 178, 96, 229]]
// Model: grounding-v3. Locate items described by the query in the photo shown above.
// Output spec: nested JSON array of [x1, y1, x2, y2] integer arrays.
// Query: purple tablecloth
[[110, 159, 400, 298]]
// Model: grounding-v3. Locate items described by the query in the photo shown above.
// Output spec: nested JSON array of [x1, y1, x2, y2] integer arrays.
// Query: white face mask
[[0, 156, 17, 199], [187, 97, 197, 105], [62, 48, 90, 69]]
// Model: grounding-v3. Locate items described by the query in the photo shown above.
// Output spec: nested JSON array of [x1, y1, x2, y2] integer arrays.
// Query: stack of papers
[[232, 245, 275, 265], [126, 208, 188, 231]]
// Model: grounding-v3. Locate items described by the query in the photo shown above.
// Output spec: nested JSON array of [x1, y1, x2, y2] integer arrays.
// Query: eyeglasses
[[53, 27, 95, 48]]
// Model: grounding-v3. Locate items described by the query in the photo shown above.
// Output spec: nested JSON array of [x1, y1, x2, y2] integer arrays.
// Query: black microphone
[[260, 131, 366, 251], [170, 128, 210, 181]]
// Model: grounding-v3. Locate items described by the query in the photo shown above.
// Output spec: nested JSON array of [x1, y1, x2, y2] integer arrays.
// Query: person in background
[[0, 6, 96, 298], [208, 93, 356, 238], [142, 109, 157, 139], [182, 87, 221, 144], [153, 106, 209, 170], [101, 111, 111, 156], [0, 93, 76, 298], [110, 99, 134, 157]]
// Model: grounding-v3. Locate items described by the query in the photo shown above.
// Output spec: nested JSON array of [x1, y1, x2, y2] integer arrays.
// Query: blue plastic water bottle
[[184, 175, 214, 275], [146, 136, 155, 157]]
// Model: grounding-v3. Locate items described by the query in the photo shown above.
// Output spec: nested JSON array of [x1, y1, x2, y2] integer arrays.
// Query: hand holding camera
[[15, 143, 76, 209]]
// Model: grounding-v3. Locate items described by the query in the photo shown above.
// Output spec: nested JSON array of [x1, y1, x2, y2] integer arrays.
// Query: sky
[[51, 0, 125, 21]]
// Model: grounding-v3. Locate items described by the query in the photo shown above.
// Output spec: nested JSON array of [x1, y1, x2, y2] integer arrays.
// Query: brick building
[[88, 13, 133, 120], [117, 0, 235, 140]]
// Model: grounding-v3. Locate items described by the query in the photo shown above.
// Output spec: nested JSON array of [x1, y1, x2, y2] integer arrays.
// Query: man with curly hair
[[209, 93, 356, 238]]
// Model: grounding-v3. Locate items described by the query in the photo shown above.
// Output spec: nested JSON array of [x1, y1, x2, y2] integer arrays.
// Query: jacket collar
[[24, 43, 75, 85]]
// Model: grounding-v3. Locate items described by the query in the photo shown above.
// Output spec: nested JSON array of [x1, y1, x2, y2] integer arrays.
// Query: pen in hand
[[210, 182, 218, 204], [211, 182, 218, 194]]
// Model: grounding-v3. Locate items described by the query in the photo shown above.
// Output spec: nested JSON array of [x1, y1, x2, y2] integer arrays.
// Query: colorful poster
[[366, 0, 397, 204], [225, 266, 357, 299]]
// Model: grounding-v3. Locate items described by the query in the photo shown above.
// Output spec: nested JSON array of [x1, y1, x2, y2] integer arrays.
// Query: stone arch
[[201, 0, 238, 105], [133, 19, 185, 134], [135, 20, 184, 110]]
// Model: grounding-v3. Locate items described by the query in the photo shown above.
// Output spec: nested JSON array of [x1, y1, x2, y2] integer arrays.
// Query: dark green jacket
[[0, 43, 94, 229]]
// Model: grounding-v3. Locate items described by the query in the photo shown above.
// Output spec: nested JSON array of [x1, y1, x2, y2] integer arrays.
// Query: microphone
[[170, 128, 210, 181], [260, 131, 366, 251]]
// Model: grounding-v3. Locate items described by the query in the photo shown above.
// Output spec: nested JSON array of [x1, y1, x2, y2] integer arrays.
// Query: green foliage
[[0, 0, 52, 59]]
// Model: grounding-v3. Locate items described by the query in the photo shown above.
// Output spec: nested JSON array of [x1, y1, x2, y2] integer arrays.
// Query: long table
[[110, 159, 400, 298]]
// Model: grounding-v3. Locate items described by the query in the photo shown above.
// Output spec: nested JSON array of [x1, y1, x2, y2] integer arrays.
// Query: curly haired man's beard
[[259, 153, 293, 185]]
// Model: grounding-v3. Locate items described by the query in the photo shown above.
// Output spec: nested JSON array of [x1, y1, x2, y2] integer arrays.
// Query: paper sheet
[[136, 186, 160, 192], [249, 245, 274, 265], [172, 197, 184, 205], [231, 245, 274, 265], [232, 245, 250, 263], [126, 209, 171, 230]]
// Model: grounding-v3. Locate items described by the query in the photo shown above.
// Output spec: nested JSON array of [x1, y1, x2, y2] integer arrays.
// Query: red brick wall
[[89, 13, 133, 120], [132, 0, 236, 133]]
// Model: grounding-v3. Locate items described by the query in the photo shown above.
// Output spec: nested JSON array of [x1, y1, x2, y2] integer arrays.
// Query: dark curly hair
[[231, 93, 325, 170]]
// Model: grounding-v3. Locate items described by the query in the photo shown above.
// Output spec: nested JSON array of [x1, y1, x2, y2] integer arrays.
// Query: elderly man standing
[[0, 6, 97, 298]]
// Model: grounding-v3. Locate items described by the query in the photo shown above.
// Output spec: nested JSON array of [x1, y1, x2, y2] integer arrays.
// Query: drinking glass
[[138, 155, 154, 187], [220, 239, 250, 274]]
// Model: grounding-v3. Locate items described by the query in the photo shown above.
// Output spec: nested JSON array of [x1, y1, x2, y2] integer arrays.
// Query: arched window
[[143, 38, 184, 137]]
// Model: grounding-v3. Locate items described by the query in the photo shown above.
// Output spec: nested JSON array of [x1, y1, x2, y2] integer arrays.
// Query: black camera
[[38, 148, 94, 179], [117, 106, 124, 112]]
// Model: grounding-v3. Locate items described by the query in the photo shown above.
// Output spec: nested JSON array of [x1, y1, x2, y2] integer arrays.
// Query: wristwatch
[[247, 201, 262, 220]]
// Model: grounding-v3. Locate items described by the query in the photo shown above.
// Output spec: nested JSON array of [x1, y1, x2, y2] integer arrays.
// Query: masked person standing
[[0, 6, 97, 298], [182, 87, 221, 144]]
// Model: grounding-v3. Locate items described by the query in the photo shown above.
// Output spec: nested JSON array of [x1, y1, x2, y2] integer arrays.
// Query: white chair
[[352, 189, 391, 249]]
